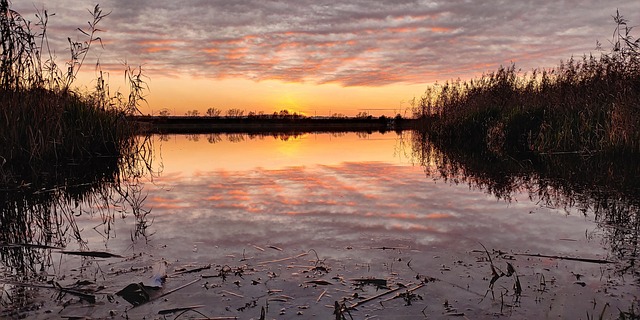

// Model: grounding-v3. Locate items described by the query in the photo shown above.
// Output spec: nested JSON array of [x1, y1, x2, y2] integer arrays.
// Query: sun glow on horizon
[[133, 75, 430, 117]]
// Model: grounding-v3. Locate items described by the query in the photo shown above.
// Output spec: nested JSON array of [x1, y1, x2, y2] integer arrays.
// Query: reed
[[415, 10, 640, 155], [0, 0, 145, 187]]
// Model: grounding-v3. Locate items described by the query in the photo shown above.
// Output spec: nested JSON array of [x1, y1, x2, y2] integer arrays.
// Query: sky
[[12, 0, 640, 116]]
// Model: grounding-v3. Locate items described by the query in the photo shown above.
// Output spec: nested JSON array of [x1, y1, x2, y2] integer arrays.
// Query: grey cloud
[[10, 0, 640, 86]]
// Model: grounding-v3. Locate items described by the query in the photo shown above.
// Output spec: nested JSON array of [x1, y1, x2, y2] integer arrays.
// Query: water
[[1, 131, 638, 319]]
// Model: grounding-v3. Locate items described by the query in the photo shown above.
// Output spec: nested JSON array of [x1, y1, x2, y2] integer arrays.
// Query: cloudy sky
[[12, 0, 640, 115]]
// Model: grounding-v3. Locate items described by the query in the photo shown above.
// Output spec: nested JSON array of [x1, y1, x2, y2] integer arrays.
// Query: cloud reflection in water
[[145, 161, 599, 259]]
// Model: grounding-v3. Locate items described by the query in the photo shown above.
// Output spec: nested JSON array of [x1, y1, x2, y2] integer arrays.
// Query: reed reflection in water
[[1, 130, 638, 318], [409, 130, 639, 275], [0, 135, 155, 314]]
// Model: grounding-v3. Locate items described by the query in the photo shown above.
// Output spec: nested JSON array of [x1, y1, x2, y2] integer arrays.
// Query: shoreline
[[129, 115, 424, 134]]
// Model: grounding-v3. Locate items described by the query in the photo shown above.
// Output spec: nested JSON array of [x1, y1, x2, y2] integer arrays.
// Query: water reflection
[[0, 135, 154, 314], [155, 131, 407, 174], [1, 130, 638, 318], [409, 130, 639, 275]]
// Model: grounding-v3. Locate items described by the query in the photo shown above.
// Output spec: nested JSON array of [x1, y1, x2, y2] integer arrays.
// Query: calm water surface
[[144, 132, 597, 255], [5, 131, 637, 319]]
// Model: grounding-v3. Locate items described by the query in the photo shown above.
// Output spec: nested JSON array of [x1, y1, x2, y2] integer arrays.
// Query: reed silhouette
[[0, 0, 147, 187], [413, 11, 639, 155]]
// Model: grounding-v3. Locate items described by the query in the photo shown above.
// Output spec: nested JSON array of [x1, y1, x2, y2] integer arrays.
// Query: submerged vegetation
[[0, 0, 147, 188], [414, 11, 639, 155]]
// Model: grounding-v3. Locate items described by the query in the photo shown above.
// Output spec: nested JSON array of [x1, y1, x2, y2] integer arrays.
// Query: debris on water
[[258, 252, 308, 265], [169, 263, 211, 277], [115, 282, 157, 306], [116, 276, 200, 306], [220, 289, 244, 298], [514, 253, 614, 264], [147, 260, 167, 287], [316, 289, 328, 303], [157, 305, 205, 315], [59, 250, 123, 258], [306, 279, 333, 286], [351, 277, 388, 289]]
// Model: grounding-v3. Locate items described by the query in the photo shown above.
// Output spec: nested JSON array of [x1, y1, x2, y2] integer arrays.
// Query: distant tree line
[[154, 107, 403, 120]]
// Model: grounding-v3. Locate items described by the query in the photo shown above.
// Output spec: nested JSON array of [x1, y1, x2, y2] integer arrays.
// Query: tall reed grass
[[0, 0, 146, 187], [414, 11, 640, 155]]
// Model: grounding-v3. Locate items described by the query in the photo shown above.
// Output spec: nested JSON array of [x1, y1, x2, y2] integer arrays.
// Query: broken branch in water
[[514, 253, 614, 264]]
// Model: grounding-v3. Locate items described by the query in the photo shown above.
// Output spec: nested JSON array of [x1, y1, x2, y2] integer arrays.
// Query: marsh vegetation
[[413, 11, 640, 156], [1, 1, 155, 317], [0, 0, 147, 188]]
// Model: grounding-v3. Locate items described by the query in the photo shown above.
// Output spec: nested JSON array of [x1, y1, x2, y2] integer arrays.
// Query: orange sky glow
[[14, 0, 640, 117]]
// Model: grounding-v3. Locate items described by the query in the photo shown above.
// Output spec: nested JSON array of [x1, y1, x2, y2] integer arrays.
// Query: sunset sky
[[13, 0, 640, 116]]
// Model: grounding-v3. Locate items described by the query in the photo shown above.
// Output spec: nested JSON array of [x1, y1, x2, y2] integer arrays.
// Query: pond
[[1, 131, 638, 319]]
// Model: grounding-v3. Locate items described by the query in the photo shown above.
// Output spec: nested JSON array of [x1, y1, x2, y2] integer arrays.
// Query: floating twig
[[169, 264, 211, 277], [316, 289, 327, 303], [306, 279, 332, 286], [157, 278, 201, 300], [59, 250, 123, 258], [220, 290, 244, 298], [158, 305, 205, 315], [350, 278, 387, 288], [514, 253, 614, 264], [345, 285, 406, 310]]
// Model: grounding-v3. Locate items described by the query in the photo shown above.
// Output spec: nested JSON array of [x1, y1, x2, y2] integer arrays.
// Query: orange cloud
[[430, 27, 453, 33], [144, 46, 174, 53]]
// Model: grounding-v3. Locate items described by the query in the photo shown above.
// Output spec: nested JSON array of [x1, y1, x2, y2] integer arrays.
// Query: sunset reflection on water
[[56, 131, 631, 319], [145, 132, 599, 257], [154, 132, 410, 174]]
